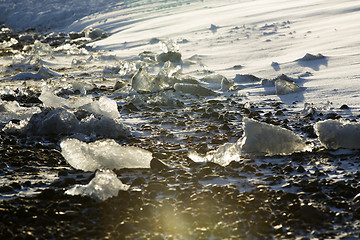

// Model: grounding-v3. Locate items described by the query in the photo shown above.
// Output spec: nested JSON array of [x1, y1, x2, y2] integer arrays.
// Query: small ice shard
[[32, 40, 53, 56], [81, 96, 120, 119], [39, 87, 92, 108], [60, 138, 152, 172], [240, 117, 310, 155], [131, 67, 154, 93], [275, 79, 299, 95], [314, 119, 360, 150], [189, 142, 241, 166], [174, 83, 215, 96], [65, 170, 129, 201], [40, 88, 120, 119]]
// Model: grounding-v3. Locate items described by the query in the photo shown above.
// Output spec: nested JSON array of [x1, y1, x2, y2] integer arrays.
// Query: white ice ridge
[[39, 88, 120, 119], [189, 117, 310, 166], [65, 169, 129, 201], [314, 119, 360, 150], [60, 138, 152, 171]]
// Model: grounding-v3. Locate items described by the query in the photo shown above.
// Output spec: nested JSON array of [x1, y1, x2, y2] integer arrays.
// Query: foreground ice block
[[65, 170, 129, 201], [314, 119, 360, 150], [240, 117, 309, 155], [60, 138, 152, 171]]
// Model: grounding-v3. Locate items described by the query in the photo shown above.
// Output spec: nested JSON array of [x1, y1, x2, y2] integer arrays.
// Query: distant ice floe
[[65, 169, 129, 201], [190, 117, 310, 166], [314, 119, 360, 150], [60, 138, 152, 171]]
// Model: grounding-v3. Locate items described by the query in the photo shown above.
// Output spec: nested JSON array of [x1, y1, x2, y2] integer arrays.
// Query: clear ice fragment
[[65, 170, 129, 201], [60, 138, 152, 172]]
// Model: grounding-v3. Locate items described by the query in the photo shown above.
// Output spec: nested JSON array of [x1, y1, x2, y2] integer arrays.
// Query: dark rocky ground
[[1, 25, 360, 240]]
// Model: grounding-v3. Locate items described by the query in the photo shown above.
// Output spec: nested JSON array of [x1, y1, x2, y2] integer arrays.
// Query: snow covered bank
[[315, 120, 360, 150], [60, 138, 152, 171]]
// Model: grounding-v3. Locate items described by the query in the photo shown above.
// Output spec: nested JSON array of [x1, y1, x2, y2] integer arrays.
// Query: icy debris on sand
[[60, 138, 152, 172], [314, 120, 360, 150], [202, 74, 234, 91], [39, 87, 92, 108], [299, 53, 325, 61], [39, 88, 120, 119], [131, 62, 178, 93], [157, 40, 181, 63], [31, 40, 53, 56], [65, 170, 129, 201], [3, 107, 130, 138], [7, 66, 61, 80], [12, 54, 39, 69], [174, 83, 216, 96], [275, 79, 299, 95], [189, 142, 241, 166], [131, 68, 154, 93], [81, 96, 120, 119], [189, 118, 309, 165], [0, 99, 40, 123], [240, 117, 309, 155]]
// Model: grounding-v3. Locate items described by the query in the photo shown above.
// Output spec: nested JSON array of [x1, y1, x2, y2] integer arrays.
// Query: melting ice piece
[[275, 79, 299, 95], [60, 138, 152, 171], [174, 83, 215, 96], [40, 88, 120, 119], [32, 40, 53, 56], [81, 96, 120, 119], [65, 170, 129, 201], [39, 87, 92, 108], [314, 119, 360, 150], [240, 117, 309, 155], [189, 142, 241, 166], [131, 68, 154, 93]]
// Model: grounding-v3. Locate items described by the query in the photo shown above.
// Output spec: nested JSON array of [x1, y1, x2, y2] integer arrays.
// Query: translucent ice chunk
[[39, 87, 92, 108], [65, 170, 129, 201], [314, 119, 360, 150], [60, 138, 152, 171], [240, 117, 310, 155], [275, 79, 299, 95], [189, 142, 241, 166], [32, 40, 53, 56], [40, 88, 120, 119], [131, 67, 154, 93], [81, 96, 120, 119]]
